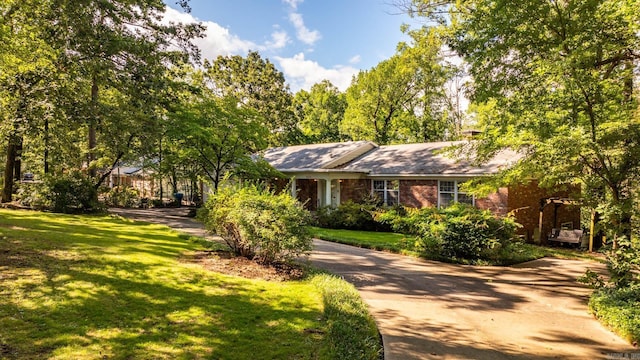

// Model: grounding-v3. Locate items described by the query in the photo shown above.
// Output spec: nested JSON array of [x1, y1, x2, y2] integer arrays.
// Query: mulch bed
[[182, 250, 306, 281]]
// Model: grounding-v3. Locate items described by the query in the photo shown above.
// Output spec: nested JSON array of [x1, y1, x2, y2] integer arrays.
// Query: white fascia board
[[281, 170, 369, 180], [364, 173, 490, 180]]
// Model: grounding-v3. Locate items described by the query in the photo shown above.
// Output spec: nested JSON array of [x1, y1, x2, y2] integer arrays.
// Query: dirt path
[[111, 208, 636, 359]]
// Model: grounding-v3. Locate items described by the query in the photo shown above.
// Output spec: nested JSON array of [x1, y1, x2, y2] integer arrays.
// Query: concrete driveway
[[311, 240, 634, 359], [110, 208, 636, 359]]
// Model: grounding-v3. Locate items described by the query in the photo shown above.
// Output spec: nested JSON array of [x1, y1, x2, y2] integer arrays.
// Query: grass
[[0, 209, 381, 359], [309, 226, 416, 255], [309, 226, 604, 265]]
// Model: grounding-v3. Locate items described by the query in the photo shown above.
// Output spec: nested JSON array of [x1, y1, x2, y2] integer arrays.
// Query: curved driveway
[[111, 208, 635, 359], [311, 240, 634, 359]]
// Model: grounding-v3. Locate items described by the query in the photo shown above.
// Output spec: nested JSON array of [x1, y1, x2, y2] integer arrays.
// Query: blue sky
[[164, 0, 420, 92]]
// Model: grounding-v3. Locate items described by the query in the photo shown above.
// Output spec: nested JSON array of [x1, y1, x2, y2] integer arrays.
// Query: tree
[[168, 68, 268, 192], [45, 0, 203, 184], [341, 28, 456, 144], [400, 0, 640, 240], [293, 80, 349, 143], [206, 51, 301, 146], [0, 0, 59, 202]]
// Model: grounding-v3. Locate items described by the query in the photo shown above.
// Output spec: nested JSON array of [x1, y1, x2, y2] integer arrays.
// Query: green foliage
[[205, 51, 300, 146], [232, 157, 286, 185], [169, 89, 268, 191], [15, 182, 48, 210], [203, 184, 313, 264], [312, 273, 383, 360], [578, 269, 607, 290], [407, 0, 640, 240], [0, 0, 203, 200], [376, 203, 519, 261], [589, 283, 640, 344], [45, 172, 102, 213], [341, 28, 458, 144], [104, 186, 140, 208], [315, 201, 390, 232], [18, 171, 102, 213], [293, 80, 350, 143], [605, 238, 640, 288]]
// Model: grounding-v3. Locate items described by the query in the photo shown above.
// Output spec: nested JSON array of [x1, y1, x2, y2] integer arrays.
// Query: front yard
[[0, 209, 381, 359]]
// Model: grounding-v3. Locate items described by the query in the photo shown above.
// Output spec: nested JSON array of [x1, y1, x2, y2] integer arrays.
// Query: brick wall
[[399, 180, 438, 208], [475, 188, 509, 216], [322, 176, 582, 244], [507, 181, 581, 242], [340, 179, 371, 203]]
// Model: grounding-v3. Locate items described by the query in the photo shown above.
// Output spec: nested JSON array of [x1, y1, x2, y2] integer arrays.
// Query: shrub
[[589, 283, 640, 344], [150, 199, 164, 208], [605, 237, 640, 288], [16, 172, 101, 213], [376, 203, 519, 261], [105, 186, 140, 208], [15, 182, 48, 209], [203, 184, 313, 264], [316, 201, 390, 232]]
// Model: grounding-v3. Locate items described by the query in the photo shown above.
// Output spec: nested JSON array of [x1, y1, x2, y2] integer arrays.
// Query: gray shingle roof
[[261, 141, 519, 176], [342, 142, 519, 176], [260, 141, 375, 171]]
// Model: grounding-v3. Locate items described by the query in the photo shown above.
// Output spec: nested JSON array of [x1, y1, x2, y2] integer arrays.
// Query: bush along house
[[259, 141, 581, 243]]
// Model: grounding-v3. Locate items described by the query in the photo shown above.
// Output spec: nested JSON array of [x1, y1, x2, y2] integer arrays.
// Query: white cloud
[[163, 6, 289, 61], [275, 53, 358, 92], [282, 0, 303, 10], [288, 12, 321, 45], [266, 29, 290, 49], [164, 7, 353, 93], [349, 55, 362, 64]]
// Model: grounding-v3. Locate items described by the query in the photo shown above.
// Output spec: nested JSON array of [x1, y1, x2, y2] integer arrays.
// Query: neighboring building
[[109, 165, 156, 199], [260, 141, 580, 242]]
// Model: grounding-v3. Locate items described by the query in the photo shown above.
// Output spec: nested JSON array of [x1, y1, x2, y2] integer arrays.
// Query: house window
[[438, 180, 473, 208], [373, 180, 399, 206]]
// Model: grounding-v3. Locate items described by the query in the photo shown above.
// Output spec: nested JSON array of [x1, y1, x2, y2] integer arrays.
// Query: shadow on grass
[[0, 210, 324, 359]]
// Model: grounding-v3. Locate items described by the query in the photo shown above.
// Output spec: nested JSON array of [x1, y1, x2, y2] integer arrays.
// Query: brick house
[[260, 141, 580, 242]]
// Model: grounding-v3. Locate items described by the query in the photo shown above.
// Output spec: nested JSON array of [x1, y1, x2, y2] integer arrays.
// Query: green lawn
[[310, 226, 604, 265], [0, 209, 381, 359], [309, 226, 416, 255]]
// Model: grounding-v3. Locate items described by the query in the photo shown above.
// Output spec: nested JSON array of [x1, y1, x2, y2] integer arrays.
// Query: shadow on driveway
[[111, 208, 636, 360]]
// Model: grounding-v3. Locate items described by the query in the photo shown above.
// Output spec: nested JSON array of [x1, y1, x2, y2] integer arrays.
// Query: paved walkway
[[110, 208, 636, 359]]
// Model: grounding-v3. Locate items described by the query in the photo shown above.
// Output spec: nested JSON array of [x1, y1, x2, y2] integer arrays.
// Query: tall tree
[[206, 51, 300, 146], [293, 80, 349, 143], [400, 0, 640, 239], [0, 0, 59, 202], [341, 29, 456, 144], [46, 0, 203, 184]]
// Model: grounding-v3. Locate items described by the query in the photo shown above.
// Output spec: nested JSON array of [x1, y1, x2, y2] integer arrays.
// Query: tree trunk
[[44, 118, 49, 174], [158, 137, 163, 202], [14, 136, 22, 181], [88, 75, 98, 177], [2, 138, 18, 203]]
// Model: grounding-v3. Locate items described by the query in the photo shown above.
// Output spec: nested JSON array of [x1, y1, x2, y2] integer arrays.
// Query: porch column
[[291, 178, 297, 199], [325, 178, 332, 208]]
